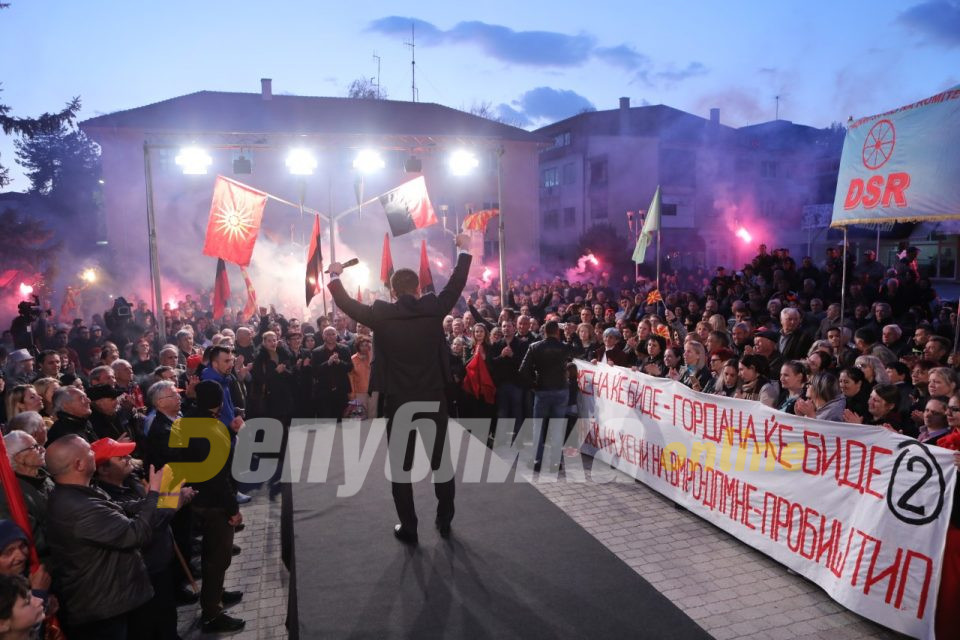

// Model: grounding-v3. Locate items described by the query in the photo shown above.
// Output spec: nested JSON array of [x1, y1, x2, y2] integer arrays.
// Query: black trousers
[[192, 506, 235, 621], [384, 392, 455, 533], [127, 566, 178, 639]]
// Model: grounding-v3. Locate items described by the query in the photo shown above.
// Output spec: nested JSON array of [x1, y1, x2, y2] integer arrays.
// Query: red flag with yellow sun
[[203, 176, 267, 267]]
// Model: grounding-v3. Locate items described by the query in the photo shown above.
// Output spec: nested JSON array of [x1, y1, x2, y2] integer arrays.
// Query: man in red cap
[[92, 437, 194, 640]]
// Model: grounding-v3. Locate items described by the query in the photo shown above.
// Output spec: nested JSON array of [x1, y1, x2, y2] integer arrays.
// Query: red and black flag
[[380, 233, 394, 287], [379, 176, 438, 237], [418, 238, 435, 294], [212, 258, 230, 319], [305, 215, 323, 306]]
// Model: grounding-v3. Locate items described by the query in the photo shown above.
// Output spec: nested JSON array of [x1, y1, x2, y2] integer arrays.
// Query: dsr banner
[[830, 85, 960, 227], [575, 361, 955, 639]]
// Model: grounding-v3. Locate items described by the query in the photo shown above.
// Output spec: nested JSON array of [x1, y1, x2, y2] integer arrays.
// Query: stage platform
[[288, 421, 710, 639]]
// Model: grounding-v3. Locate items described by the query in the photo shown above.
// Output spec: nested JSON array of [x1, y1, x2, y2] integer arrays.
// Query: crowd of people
[[0, 240, 959, 637]]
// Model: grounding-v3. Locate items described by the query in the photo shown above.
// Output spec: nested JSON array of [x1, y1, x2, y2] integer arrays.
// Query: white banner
[[575, 361, 955, 639]]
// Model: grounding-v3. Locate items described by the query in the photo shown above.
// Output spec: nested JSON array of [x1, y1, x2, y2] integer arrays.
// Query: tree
[[468, 101, 504, 123], [347, 77, 384, 100], [14, 123, 100, 203], [0, 207, 61, 301], [0, 91, 80, 189]]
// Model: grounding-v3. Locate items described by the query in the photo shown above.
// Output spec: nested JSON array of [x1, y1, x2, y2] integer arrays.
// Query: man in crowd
[[47, 387, 97, 444], [778, 308, 812, 360], [175, 329, 194, 368], [519, 321, 575, 472], [311, 327, 353, 420], [33, 350, 62, 383], [0, 431, 54, 560], [46, 434, 163, 639]]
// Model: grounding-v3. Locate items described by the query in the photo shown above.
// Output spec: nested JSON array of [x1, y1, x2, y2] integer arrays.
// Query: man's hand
[[328, 262, 344, 276], [455, 233, 471, 250], [147, 465, 164, 493], [228, 512, 243, 527], [276, 363, 287, 374], [230, 416, 244, 433], [178, 486, 198, 509]]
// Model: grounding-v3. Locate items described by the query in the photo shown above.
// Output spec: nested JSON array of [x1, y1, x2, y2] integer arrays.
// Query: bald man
[[46, 435, 163, 639]]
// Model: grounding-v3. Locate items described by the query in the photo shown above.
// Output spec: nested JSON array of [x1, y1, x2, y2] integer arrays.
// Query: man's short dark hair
[[0, 574, 29, 621], [886, 361, 910, 378], [543, 321, 560, 336], [391, 269, 419, 297], [854, 327, 877, 344], [38, 349, 59, 364], [209, 345, 233, 362]]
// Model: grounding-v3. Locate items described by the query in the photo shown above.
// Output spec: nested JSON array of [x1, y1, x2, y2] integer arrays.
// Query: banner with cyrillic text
[[576, 361, 955, 639], [830, 85, 960, 227]]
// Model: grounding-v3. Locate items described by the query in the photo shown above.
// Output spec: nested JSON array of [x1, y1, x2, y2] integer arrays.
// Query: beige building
[[81, 79, 545, 314]]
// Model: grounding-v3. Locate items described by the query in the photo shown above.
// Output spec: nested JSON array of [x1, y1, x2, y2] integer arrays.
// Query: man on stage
[[326, 233, 471, 545]]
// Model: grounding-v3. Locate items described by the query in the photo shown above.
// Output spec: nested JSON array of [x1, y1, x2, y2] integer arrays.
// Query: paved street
[[178, 462, 905, 639], [177, 492, 289, 639], [534, 465, 901, 640]]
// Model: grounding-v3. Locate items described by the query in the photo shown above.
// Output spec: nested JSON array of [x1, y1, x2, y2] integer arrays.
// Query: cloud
[[495, 103, 531, 127], [503, 87, 595, 126], [898, 1, 960, 47], [367, 17, 699, 86], [655, 62, 708, 85]]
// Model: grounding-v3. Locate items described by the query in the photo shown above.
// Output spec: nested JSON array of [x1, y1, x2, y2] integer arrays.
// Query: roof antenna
[[404, 23, 417, 102], [775, 94, 781, 120], [372, 52, 382, 100]]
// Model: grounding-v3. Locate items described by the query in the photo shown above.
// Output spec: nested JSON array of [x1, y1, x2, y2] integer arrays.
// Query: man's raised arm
[[326, 269, 376, 328], [438, 233, 473, 314]]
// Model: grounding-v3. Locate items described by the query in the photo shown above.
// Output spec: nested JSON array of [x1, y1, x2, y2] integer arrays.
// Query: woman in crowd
[[574, 323, 600, 361], [636, 335, 666, 377], [702, 348, 734, 394], [347, 335, 376, 420], [130, 338, 157, 376], [694, 321, 712, 345], [710, 359, 741, 397], [794, 372, 846, 422], [777, 361, 808, 415], [675, 341, 712, 391], [461, 323, 496, 419], [29, 378, 59, 426], [928, 366, 959, 400], [735, 354, 773, 405], [3, 385, 43, 424], [838, 366, 871, 420], [446, 337, 468, 418], [99, 341, 120, 367], [594, 328, 632, 367], [842, 383, 906, 432], [854, 355, 890, 386], [663, 346, 683, 379], [806, 351, 832, 376]]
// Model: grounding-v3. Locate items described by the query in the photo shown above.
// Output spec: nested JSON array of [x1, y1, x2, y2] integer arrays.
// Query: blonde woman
[[4, 384, 44, 422], [30, 377, 60, 426]]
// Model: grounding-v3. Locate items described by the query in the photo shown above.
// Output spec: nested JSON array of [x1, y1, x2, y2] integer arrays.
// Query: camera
[[17, 295, 50, 321]]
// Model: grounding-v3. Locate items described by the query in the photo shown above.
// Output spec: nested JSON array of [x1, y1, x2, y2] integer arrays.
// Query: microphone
[[326, 258, 359, 274]]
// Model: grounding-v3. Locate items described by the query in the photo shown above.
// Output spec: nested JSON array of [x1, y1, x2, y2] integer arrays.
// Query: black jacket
[[489, 337, 528, 386], [97, 477, 174, 575], [180, 407, 238, 516], [519, 336, 575, 391], [329, 252, 471, 399], [47, 412, 99, 444], [47, 483, 156, 625]]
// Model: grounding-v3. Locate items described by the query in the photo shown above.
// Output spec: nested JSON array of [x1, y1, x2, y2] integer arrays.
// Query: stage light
[[175, 147, 212, 175], [736, 227, 753, 244], [81, 268, 97, 284], [353, 150, 385, 174], [449, 150, 479, 176], [286, 148, 317, 176], [18, 283, 33, 297]]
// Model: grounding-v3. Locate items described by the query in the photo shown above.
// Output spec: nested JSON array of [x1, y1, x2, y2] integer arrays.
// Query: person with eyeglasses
[[0, 431, 54, 562], [917, 396, 952, 446]]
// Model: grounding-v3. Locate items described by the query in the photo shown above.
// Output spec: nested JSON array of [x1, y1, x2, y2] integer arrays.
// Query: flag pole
[[839, 226, 848, 326], [655, 228, 661, 299]]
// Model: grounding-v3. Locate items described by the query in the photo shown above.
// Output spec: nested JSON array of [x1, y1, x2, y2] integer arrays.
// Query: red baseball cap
[[90, 438, 136, 465], [186, 354, 203, 370]]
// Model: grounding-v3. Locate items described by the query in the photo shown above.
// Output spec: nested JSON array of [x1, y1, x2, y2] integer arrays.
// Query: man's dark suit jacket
[[328, 253, 472, 399]]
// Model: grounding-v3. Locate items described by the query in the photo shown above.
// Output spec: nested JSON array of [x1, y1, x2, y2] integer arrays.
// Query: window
[[544, 209, 559, 227], [563, 207, 576, 226], [661, 203, 677, 216], [542, 167, 560, 188], [554, 131, 571, 148], [590, 158, 607, 185], [761, 161, 778, 178], [592, 205, 607, 219], [562, 163, 575, 185]]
